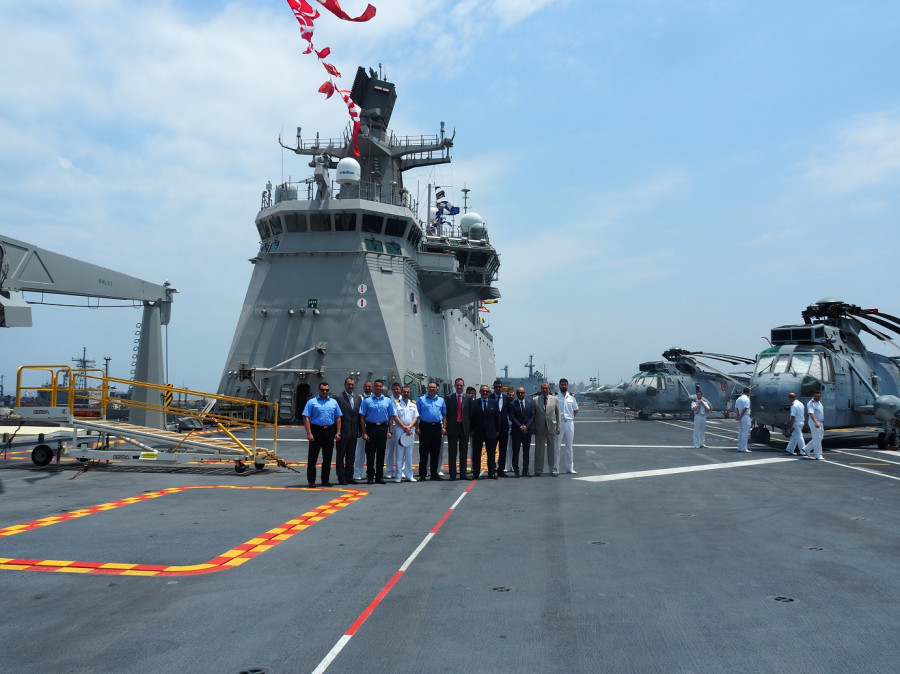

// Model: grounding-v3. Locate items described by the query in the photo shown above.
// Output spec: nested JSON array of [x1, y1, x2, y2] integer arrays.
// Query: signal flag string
[[285, 0, 377, 156]]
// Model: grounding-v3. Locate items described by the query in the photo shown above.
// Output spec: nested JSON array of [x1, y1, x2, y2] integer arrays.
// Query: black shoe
[[430, 475, 444, 481], [460, 473, 468, 480], [449, 476, 457, 481], [367, 478, 374, 485], [321, 481, 333, 487], [469, 474, 478, 480], [338, 479, 347, 485], [489, 474, 498, 480], [514, 470, 520, 477], [522, 472, 530, 477], [308, 482, 317, 488], [376, 478, 386, 484], [346, 478, 358, 485], [534, 471, 542, 477]]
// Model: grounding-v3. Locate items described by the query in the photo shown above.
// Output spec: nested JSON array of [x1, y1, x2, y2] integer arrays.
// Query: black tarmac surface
[[2, 407, 899, 673]]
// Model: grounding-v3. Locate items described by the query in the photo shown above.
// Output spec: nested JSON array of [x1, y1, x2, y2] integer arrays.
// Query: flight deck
[[2, 406, 899, 673]]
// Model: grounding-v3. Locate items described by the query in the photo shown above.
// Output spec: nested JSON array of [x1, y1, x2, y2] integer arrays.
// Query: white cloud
[[801, 110, 900, 195]]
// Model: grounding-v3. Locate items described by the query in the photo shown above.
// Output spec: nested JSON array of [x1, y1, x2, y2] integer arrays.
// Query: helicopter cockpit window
[[772, 354, 791, 374], [656, 377, 666, 389], [754, 353, 777, 375]]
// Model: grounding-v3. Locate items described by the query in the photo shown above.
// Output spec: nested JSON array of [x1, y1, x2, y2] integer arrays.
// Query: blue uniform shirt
[[302, 395, 342, 425], [417, 394, 447, 423], [360, 394, 393, 423]]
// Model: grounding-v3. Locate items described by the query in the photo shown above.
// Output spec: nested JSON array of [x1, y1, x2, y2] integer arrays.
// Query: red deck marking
[[311, 479, 477, 673], [0, 485, 366, 576]]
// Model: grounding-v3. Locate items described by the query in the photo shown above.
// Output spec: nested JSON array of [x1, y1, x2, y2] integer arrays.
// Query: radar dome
[[336, 157, 361, 185], [459, 212, 484, 236]]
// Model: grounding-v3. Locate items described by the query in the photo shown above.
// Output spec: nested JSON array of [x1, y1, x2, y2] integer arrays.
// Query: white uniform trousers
[[806, 424, 824, 459], [693, 416, 707, 448], [785, 426, 807, 455], [504, 434, 513, 472], [737, 416, 751, 451], [385, 434, 399, 478], [353, 437, 366, 480], [394, 434, 416, 480], [556, 420, 575, 472]]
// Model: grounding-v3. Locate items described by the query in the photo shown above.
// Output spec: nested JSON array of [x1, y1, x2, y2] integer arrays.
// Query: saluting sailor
[[691, 390, 711, 448]]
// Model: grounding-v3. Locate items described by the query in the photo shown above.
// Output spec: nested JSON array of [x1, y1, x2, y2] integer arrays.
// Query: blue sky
[[2, 0, 900, 395]]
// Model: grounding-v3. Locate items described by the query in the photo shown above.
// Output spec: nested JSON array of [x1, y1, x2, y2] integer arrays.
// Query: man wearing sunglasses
[[302, 382, 343, 488]]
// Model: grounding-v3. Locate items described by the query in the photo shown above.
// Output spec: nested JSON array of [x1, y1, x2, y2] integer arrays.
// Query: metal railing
[[15, 365, 279, 451]]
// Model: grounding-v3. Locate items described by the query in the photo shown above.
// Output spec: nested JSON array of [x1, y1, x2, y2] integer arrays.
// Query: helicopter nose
[[645, 386, 657, 396]]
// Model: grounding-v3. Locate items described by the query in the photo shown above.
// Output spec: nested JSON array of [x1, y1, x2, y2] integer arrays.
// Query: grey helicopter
[[583, 381, 628, 406], [622, 348, 754, 419], [749, 298, 900, 447]]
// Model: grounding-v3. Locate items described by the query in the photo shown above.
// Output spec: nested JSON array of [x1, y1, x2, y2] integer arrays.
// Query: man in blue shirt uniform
[[359, 379, 394, 484], [417, 381, 447, 480], [302, 382, 343, 488]]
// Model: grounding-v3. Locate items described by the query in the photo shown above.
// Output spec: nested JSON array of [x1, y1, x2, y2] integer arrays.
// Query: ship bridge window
[[269, 216, 283, 236], [407, 224, 422, 246], [469, 251, 490, 267], [284, 212, 307, 232], [385, 241, 402, 255], [385, 217, 407, 237], [364, 239, 384, 253], [334, 213, 357, 231], [310, 213, 331, 232], [256, 221, 271, 239], [362, 213, 383, 233]]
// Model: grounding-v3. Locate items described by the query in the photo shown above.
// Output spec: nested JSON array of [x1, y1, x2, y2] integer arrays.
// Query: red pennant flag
[[316, 0, 376, 22], [318, 81, 335, 98]]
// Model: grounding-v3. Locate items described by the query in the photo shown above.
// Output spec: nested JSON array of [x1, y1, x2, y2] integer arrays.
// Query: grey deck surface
[[2, 407, 899, 673]]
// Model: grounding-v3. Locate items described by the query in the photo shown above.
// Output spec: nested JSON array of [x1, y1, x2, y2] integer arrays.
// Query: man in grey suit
[[334, 377, 362, 485], [445, 377, 472, 480], [533, 381, 561, 476]]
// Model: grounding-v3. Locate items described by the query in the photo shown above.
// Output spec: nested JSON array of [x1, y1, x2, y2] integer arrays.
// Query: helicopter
[[622, 347, 754, 419], [749, 298, 900, 447], [583, 381, 628, 406]]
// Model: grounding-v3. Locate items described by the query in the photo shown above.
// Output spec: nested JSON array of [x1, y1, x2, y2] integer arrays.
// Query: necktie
[[482, 399, 486, 412], [457, 394, 462, 422], [543, 397, 547, 410], [520, 400, 525, 417]]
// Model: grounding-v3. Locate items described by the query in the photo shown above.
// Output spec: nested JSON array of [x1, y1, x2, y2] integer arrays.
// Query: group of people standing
[[301, 376, 579, 488]]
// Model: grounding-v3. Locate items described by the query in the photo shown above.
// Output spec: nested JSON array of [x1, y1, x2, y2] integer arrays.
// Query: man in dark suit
[[491, 379, 510, 476], [470, 384, 502, 479], [445, 377, 472, 480], [334, 377, 362, 485], [509, 386, 535, 477]]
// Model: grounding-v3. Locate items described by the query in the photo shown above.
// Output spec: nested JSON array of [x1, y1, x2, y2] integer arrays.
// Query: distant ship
[[218, 66, 500, 420]]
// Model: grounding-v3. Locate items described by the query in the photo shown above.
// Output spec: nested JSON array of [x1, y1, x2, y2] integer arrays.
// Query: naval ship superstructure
[[218, 67, 500, 420]]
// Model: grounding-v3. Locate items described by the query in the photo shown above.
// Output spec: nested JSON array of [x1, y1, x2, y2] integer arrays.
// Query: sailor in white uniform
[[735, 387, 752, 452], [555, 378, 579, 473], [785, 392, 810, 457], [691, 391, 711, 448], [385, 382, 402, 478], [353, 381, 373, 480], [806, 391, 825, 460], [392, 387, 419, 481]]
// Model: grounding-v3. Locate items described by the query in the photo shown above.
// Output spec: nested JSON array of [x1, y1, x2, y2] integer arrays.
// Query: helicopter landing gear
[[638, 410, 649, 420], [751, 426, 770, 444], [877, 432, 887, 449]]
